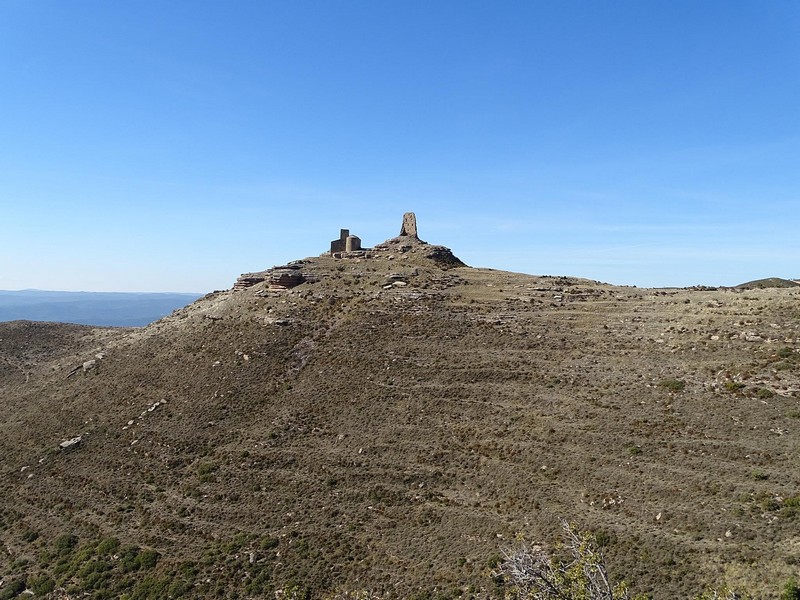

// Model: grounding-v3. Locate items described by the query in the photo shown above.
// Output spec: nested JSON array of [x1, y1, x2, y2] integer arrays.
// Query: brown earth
[[1, 238, 799, 599]]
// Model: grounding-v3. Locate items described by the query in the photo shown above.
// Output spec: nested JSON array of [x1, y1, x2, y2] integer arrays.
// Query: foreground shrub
[[495, 520, 747, 600], [495, 519, 643, 599]]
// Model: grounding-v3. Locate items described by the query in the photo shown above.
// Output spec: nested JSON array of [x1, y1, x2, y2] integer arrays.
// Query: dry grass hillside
[[1, 232, 799, 599]]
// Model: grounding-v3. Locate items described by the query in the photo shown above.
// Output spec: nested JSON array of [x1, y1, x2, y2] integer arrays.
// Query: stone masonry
[[330, 229, 361, 254], [399, 212, 418, 238]]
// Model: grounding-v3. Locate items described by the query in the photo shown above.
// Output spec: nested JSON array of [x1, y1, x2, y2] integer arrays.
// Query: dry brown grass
[[1, 245, 799, 598]]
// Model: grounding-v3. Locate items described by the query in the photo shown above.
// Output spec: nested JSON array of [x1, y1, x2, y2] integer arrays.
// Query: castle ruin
[[330, 229, 362, 254]]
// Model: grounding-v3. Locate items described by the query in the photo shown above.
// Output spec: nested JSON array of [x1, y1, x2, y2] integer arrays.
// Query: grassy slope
[[1, 249, 799, 599]]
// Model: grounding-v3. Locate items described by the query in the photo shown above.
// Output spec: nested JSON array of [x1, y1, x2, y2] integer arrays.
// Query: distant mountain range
[[0, 289, 204, 327]]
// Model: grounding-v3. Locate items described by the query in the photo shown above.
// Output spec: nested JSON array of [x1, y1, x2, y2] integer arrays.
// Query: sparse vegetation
[[496, 520, 642, 599], [658, 378, 686, 392], [2, 247, 799, 598]]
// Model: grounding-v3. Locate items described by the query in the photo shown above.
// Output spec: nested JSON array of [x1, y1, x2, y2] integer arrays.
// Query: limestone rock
[[59, 436, 82, 451], [233, 273, 267, 291], [234, 262, 308, 291], [269, 265, 306, 289]]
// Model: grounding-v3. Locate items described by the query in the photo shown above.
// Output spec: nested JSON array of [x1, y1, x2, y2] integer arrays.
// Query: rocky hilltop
[[1, 215, 799, 599]]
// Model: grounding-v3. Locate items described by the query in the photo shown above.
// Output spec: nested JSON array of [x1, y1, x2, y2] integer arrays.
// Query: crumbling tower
[[399, 212, 418, 238]]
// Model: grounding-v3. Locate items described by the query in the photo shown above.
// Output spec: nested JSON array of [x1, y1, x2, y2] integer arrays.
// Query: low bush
[[659, 379, 686, 392]]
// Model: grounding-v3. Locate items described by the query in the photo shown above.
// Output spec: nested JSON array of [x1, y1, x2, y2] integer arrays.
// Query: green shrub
[[0, 578, 26, 600], [261, 536, 280, 550], [496, 520, 644, 599], [55, 533, 79, 555], [659, 379, 686, 392], [119, 545, 142, 572], [96, 537, 120, 555], [626, 444, 642, 456], [136, 549, 160, 570], [782, 578, 800, 600], [30, 574, 56, 596], [724, 381, 745, 392], [196, 461, 217, 483], [22, 529, 39, 543], [781, 496, 800, 518]]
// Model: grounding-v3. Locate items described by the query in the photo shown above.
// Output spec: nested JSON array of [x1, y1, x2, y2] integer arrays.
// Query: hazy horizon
[[0, 289, 203, 326]]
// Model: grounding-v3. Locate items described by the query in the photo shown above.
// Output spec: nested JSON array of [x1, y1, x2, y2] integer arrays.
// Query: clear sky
[[1, 1, 798, 292]]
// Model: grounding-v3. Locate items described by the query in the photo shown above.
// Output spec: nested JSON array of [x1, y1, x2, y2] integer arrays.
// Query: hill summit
[[233, 212, 465, 292], [1, 213, 799, 599]]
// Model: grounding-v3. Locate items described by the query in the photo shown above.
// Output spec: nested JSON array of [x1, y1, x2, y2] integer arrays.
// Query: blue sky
[[1, 1, 798, 292]]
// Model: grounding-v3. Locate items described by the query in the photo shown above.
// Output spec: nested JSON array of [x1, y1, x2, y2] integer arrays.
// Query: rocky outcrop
[[232, 273, 267, 291], [423, 245, 465, 269], [372, 234, 465, 269], [269, 264, 306, 289], [233, 262, 309, 291]]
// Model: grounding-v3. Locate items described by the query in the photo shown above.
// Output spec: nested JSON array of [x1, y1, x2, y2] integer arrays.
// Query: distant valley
[[0, 290, 203, 327]]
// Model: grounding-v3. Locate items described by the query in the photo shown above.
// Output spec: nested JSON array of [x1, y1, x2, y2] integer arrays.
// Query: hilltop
[[1, 215, 799, 599]]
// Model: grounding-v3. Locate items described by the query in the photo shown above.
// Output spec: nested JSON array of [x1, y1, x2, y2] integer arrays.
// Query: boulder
[[59, 436, 82, 451]]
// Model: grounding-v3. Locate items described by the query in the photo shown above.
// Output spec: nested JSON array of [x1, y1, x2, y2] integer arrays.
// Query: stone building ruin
[[233, 211, 462, 291], [330, 229, 361, 254]]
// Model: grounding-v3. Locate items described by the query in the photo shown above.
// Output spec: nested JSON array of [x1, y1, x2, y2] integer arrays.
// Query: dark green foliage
[[754, 387, 775, 399], [0, 586, 18, 600], [21, 529, 39, 543], [55, 533, 79, 555], [0, 578, 26, 600], [96, 537, 120, 555], [782, 578, 800, 600], [30, 574, 56, 596]]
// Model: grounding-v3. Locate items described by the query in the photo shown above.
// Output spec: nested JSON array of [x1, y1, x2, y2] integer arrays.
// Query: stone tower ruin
[[399, 212, 418, 238]]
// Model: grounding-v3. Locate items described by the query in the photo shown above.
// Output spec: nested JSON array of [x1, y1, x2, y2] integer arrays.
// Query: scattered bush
[[22, 529, 39, 543], [55, 533, 79, 555], [659, 379, 686, 392], [495, 519, 643, 599], [782, 578, 800, 600], [0, 578, 26, 600], [196, 461, 217, 483], [495, 520, 750, 600], [30, 574, 56, 595], [754, 387, 775, 399]]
